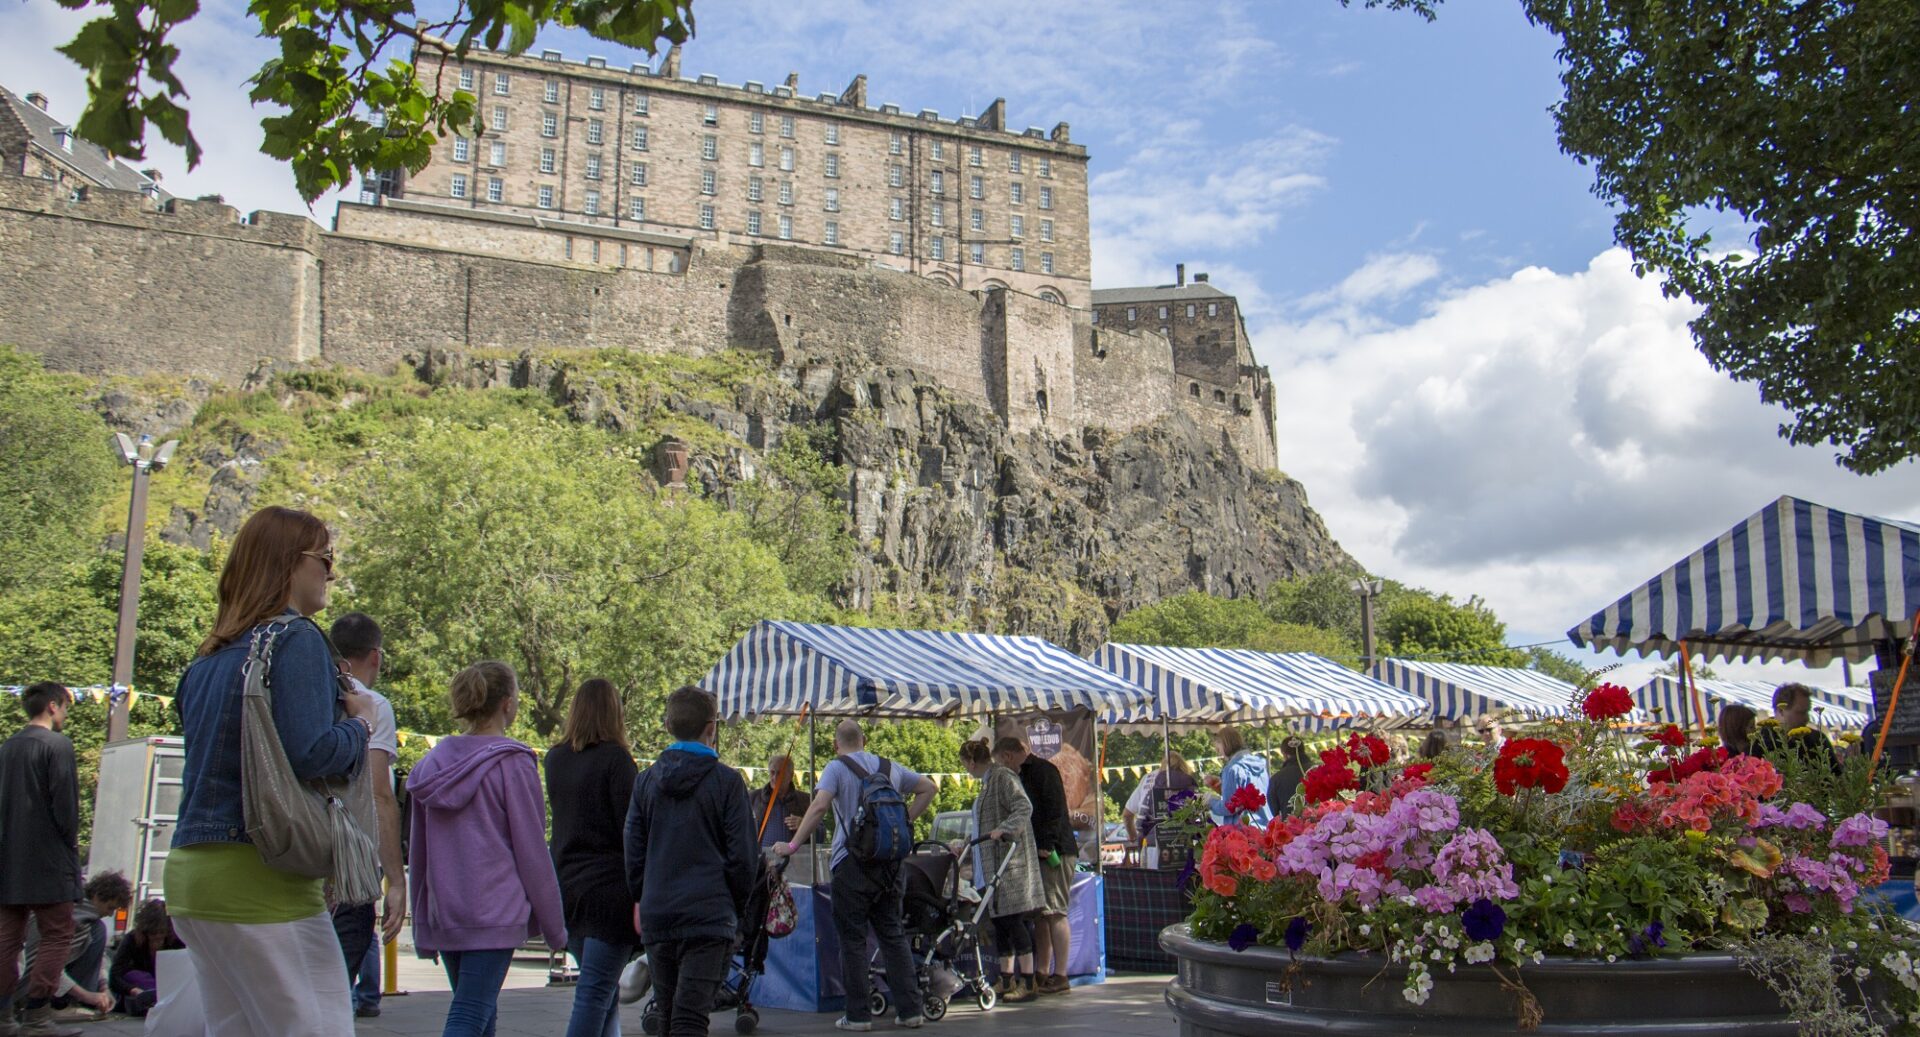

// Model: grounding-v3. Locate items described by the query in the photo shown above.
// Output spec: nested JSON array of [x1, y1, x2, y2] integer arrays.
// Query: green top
[[164, 843, 326, 924]]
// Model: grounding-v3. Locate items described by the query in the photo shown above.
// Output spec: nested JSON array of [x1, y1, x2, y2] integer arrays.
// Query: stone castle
[[0, 53, 1278, 470]]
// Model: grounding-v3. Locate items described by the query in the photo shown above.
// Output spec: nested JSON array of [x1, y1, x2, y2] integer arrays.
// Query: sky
[[5, 1, 1916, 689]]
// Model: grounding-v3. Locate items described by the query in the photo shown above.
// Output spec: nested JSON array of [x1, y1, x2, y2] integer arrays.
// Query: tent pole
[[1680, 640, 1708, 737], [1869, 608, 1920, 779]]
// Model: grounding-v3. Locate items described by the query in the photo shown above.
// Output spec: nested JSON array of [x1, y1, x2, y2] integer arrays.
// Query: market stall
[[1089, 643, 1430, 971], [704, 620, 1153, 1010], [1367, 657, 1592, 722], [1632, 675, 1871, 733]]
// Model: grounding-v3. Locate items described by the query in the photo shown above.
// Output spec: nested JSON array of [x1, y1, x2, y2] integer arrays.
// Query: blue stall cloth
[[1093, 643, 1429, 731], [1368, 657, 1619, 724], [1864, 880, 1920, 922]]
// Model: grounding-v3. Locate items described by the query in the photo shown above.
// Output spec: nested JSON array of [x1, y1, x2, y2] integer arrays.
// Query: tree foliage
[[53, 0, 693, 201], [0, 347, 118, 594]]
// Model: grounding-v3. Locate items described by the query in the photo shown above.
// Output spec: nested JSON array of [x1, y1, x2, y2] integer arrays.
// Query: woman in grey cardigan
[[960, 738, 1044, 1003]]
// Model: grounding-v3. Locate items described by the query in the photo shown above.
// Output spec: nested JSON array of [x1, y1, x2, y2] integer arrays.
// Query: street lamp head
[[112, 432, 139, 465], [151, 440, 179, 469], [1350, 578, 1384, 597]]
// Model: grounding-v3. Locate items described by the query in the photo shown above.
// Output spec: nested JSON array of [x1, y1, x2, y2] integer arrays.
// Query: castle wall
[[1073, 323, 1177, 436], [983, 288, 1077, 436]]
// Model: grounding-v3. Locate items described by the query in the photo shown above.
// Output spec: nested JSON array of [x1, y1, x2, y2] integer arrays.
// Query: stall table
[[1102, 865, 1192, 973]]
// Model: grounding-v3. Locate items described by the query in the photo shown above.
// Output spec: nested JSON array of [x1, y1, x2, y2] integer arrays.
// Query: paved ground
[[82, 966, 1175, 1036]]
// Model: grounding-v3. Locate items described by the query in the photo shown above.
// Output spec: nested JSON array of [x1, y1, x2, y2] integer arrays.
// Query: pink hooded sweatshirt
[[406, 735, 567, 953]]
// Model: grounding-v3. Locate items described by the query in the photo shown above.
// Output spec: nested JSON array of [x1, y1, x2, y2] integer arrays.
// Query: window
[[889, 198, 904, 221], [750, 111, 764, 134], [824, 188, 839, 212], [487, 177, 503, 202], [585, 153, 601, 180], [542, 111, 558, 138], [825, 123, 839, 145], [458, 68, 474, 92], [824, 153, 840, 178], [931, 201, 944, 226], [491, 105, 508, 131], [824, 220, 840, 245], [1041, 252, 1054, 274], [780, 115, 795, 138], [778, 214, 792, 240], [1214, 389, 1227, 403], [779, 147, 794, 172], [589, 86, 604, 110], [1186, 303, 1196, 318], [931, 140, 944, 161], [630, 197, 645, 220], [493, 72, 510, 95], [1125, 307, 1137, 321], [889, 231, 904, 255], [749, 141, 764, 167], [487, 140, 505, 167], [1039, 186, 1052, 210], [700, 169, 716, 195], [889, 132, 904, 155], [1190, 382, 1201, 398], [969, 175, 983, 200], [930, 170, 944, 195], [703, 103, 718, 126], [538, 185, 555, 209], [1009, 152, 1022, 173], [1091, 310, 1100, 324], [1010, 215, 1024, 238], [630, 162, 647, 186], [1208, 302, 1219, 317], [748, 177, 764, 202], [584, 190, 600, 216], [700, 205, 715, 230], [747, 211, 762, 236], [702, 135, 717, 161], [1010, 181, 1024, 204], [539, 148, 556, 174], [452, 137, 470, 162], [586, 120, 603, 145], [1040, 219, 1054, 242], [631, 126, 649, 150], [1039, 155, 1052, 177], [633, 93, 650, 116], [543, 80, 559, 104], [1011, 247, 1025, 271], [969, 242, 984, 264], [1158, 305, 1169, 319], [930, 236, 946, 260], [450, 174, 468, 198], [779, 181, 793, 206], [888, 165, 904, 188], [970, 208, 984, 231]]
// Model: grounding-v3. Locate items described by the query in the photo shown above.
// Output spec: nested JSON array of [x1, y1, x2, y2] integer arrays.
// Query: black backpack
[[838, 756, 912, 863]]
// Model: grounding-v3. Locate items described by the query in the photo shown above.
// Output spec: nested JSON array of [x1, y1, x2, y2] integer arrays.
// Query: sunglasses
[[301, 549, 335, 575]]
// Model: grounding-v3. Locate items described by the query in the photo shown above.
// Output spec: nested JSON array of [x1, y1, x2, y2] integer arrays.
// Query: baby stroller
[[641, 856, 791, 1035], [863, 835, 1019, 1021]]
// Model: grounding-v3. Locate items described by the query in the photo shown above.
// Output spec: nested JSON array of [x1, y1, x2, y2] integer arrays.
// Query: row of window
[[1095, 302, 1224, 324]]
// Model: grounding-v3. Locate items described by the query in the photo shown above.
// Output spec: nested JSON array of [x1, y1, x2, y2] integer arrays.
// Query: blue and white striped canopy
[[1569, 496, 1920, 665], [1633, 676, 1872, 734], [1808, 684, 1876, 714], [1090, 643, 1430, 728], [705, 621, 1153, 720], [1369, 658, 1600, 722]]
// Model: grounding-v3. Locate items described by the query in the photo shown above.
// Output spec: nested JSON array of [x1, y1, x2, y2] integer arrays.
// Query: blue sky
[[5, 1, 1915, 688]]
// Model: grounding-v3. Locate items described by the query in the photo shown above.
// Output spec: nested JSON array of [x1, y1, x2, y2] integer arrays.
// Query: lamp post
[[106, 433, 178, 743], [1350, 578, 1384, 672]]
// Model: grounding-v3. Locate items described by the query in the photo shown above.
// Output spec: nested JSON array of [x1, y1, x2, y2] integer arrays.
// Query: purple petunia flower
[[1176, 855, 1198, 889], [1285, 916, 1311, 953], [1228, 923, 1259, 952], [1460, 898, 1506, 943], [1645, 921, 1666, 949], [1167, 788, 1198, 813]]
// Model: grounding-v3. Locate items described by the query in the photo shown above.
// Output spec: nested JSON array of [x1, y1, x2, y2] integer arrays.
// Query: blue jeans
[[566, 937, 631, 1037], [354, 939, 381, 1011], [440, 948, 516, 1037]]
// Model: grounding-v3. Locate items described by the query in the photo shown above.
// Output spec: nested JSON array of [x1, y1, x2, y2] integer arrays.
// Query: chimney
[[25, 92, 49, 111], [1049, 121, 1071, 145], [839, 74, 867, 109], [784, 71, 800, 92], [660, 44, 682, 79], [1176, 263, 1185, 287], [978, 98, 1007, 133], [1194, 272, 1209, 283]]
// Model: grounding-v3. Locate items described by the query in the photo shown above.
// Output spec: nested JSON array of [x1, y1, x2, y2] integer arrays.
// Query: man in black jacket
[[626, 686, 758, 1037], [0, 682, 83, 1037], [1002, 736, 1078, 995]]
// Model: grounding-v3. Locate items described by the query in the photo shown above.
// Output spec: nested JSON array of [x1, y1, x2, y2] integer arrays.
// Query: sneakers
[[1038, 974, 1072, 995], [897, 1015, 925, 1029], [834, 1018, 873, 1032], [17, 1005, 82, 1037]]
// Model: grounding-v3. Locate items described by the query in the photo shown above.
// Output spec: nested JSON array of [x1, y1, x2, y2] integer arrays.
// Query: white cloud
[[1259, 247, 1920, 691]]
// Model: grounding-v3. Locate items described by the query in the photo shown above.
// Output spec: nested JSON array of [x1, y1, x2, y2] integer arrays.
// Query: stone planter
[[1162, 924, 1819, 1036]]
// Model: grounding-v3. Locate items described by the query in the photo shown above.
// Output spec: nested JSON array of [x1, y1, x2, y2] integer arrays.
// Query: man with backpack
[[775, 720, 935, 1032]]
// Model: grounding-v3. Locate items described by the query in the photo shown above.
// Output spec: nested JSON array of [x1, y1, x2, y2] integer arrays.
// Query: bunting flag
[[2, 685, 174, 710]]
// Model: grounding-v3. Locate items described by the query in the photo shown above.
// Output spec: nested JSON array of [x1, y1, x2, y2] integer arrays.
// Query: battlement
[[0, 173, 321, 251]]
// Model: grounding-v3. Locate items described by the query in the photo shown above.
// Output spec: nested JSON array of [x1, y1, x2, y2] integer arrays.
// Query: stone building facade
[[400, 46, 1092, 307], [0, 85, 166, 197]]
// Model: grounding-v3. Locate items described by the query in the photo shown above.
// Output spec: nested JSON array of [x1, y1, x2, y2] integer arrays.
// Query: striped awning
[[1568, 496, 1920, 665], [1632, 676, 1872, 733], [705, 621, 1154, 720], [1369, 658, 1601, 722], [1090, 643, 1430, 728]]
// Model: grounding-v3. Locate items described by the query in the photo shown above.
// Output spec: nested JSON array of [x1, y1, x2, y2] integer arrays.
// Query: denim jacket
[[171, 611, 369, 848]]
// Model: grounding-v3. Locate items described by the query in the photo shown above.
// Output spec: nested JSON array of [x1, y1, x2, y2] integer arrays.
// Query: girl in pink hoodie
[[407, 661, 567, 1037]]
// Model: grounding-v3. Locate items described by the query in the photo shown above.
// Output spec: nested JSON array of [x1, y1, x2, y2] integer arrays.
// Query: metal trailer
[[88, 736, 186, 904]]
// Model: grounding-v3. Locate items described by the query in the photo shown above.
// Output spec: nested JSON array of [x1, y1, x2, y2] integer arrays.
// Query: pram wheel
[[734, 1007, 759, 1034], [867, 990, 889, 1018], [976, 986, 997, 1012], [641, 998, 663, 1034], [923, 996, 948, 1022]]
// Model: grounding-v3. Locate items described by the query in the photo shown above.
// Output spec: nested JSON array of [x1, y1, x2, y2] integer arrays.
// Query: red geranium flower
[[1581, 683, 1635, 721], [1346, 732, 1392, 769], [1492, 738, 1569, 796], [1647, 746, 1726, 785], [1402, 762, 1434, 782], [1649, 724, 1687, 749], [1302, 760, 1358, 805], [1227, 784, 1267, 816]]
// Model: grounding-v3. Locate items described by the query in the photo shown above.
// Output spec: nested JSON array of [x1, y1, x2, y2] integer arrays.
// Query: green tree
[[732, 424, 855, 599], [52, 0, 693, 201], [1375, 590, 1524, 666], [0, 346, 118, 594], [1527, 646, 1594, 687]]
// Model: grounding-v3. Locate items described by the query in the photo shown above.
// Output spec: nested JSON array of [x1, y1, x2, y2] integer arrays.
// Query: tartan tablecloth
[[1102, 866, 1192, 972]]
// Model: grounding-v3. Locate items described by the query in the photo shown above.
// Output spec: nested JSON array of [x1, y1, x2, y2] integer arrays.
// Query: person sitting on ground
[[37, 870, 132, 1018], [1124, 751, 1196, 849], [747, 754, 812, 851], [108, 899, 183, 1018], [1719, 704, 1758, 757]]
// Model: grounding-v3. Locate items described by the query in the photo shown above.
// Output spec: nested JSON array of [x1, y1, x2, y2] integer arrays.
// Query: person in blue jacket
[[1207, 727, 1273, 827]]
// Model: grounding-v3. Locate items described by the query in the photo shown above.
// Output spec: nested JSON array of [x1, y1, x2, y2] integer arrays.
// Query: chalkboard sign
[[1869, 666, 1920, 746]]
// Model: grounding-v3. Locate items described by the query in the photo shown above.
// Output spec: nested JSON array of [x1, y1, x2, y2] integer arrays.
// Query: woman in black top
[[545, 678, 640, 1037]]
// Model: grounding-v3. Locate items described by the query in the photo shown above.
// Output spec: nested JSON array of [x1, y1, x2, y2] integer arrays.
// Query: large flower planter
[[1162, 924, 1814, 1036]]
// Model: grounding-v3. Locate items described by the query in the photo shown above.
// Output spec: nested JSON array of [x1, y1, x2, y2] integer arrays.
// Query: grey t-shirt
[[817, 751, 924, 870]]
